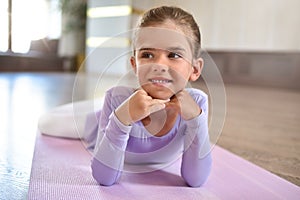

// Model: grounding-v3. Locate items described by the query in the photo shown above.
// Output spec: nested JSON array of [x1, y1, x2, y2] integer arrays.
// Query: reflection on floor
[[0, 72, 299, 199]]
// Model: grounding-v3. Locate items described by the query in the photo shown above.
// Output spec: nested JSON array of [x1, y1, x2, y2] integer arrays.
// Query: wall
[[85, 0, 132, 75], [85, 0, 300, 89], [132, 0, 300, 51]]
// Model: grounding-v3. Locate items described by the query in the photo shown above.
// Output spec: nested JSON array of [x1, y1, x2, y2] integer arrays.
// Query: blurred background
[[0, 0, 299, 89]]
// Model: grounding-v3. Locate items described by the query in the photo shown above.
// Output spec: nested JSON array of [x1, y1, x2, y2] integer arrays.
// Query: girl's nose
[[152, 55, 169, 72], [152, 64, 168, 73]]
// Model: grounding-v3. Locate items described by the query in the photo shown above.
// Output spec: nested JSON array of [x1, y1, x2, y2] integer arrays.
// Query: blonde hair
[[135, 6, 201, 57]]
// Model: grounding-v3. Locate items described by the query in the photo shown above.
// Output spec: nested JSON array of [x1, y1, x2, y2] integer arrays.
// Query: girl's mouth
[[149, 78, 172, 84]]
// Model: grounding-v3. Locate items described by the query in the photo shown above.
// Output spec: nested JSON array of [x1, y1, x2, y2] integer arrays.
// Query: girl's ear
[[130, 56, 137, 74], [189, 58, 204, 81]]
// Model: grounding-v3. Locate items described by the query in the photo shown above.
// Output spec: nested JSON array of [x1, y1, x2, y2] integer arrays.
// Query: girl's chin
[[152, 95, 172, 100], [147, 90, 174, 100], [141, 84, 178, 100]]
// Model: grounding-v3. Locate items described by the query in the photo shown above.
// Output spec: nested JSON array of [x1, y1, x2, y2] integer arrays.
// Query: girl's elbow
[[91, 158, 118, 186], [184, 175, 209, 187], [92, 171, 116, 186], [182, 168, 210, 187], [183, 156, 212, 187]]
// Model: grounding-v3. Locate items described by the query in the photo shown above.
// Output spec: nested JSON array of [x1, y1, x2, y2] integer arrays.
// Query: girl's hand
[[115, 89, 170, 126], [166, 90, 201, 120]]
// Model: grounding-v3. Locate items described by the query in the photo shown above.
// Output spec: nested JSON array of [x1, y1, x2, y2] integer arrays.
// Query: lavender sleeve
[[180, 91, 212, 187], [91, 89, 131, 186]]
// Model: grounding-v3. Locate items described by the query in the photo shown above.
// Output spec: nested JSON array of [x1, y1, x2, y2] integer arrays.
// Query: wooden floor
[[0, 73, 299, 199], [214, 84, 300, 186]]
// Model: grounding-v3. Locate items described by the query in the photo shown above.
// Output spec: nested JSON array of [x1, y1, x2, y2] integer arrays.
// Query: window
[[0, 0, 61, 53], [0, 0, 8, 52]]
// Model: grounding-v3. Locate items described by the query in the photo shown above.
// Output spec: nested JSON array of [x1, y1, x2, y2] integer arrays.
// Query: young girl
[[39, 6, 212, 187]]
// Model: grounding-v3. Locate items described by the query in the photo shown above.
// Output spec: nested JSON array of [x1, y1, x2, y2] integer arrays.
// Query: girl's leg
[[38, 99, 103, 139]]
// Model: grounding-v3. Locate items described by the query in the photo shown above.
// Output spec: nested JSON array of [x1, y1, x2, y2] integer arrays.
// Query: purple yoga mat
[[28, 134, 300, 200]]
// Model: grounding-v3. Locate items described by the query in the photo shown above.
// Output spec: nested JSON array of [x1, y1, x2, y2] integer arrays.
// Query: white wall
[[85, 0, 132, 75], [85, 0, 300, 75], [132, 0, 300, 51]]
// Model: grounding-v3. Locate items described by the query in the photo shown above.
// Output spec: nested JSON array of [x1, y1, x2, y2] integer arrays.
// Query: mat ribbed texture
[[28, 134, 300, 200]]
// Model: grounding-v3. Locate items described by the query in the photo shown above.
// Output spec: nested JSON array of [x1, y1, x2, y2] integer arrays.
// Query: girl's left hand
[[166, 90, 202, 120]]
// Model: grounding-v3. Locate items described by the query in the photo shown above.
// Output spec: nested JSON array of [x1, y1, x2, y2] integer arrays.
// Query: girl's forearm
[[181, 112, 212, 187], [91, 112, 131, 186]]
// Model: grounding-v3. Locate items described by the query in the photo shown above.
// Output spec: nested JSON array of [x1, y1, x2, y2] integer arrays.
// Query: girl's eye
[[141, 52, 154, 58], [168, 52, 182, 59]]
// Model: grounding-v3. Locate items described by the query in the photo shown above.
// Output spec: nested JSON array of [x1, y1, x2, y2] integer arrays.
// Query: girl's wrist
[[183, 107, 202, 121], [115, 103, 132, 126]]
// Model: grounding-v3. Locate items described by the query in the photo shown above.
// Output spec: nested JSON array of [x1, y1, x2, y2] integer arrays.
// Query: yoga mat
[[28, 134, 300, 200]]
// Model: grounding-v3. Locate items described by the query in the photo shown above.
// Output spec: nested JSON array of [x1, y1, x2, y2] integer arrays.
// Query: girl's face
[[131, 21, 203, 100]]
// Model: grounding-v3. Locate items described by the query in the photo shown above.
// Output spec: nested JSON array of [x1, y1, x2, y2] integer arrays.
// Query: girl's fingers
[[150, 98, 170, 105], [134, 88, 170, 114], [148, 99, 170, 113], [149, 103, 166, 114]]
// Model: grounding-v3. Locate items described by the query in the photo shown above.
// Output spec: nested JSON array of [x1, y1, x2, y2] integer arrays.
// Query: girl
[[39, 6, 212, 187]]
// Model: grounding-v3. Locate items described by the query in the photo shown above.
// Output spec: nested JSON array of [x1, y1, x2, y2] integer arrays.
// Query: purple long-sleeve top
[[84, 86, 212, 187]]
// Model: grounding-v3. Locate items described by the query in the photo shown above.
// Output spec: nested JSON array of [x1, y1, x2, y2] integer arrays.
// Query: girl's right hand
[[115, 89, 169, 126]]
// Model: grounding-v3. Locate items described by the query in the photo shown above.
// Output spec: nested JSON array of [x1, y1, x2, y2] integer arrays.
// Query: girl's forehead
[[134, 27, 194, 56]]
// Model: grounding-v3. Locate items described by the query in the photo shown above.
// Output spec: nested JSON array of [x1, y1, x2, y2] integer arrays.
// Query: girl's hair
[[136, 6, 201, 57]]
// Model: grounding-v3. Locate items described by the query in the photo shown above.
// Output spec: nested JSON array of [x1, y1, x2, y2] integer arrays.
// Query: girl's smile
[[149, 77, 172, 85]]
